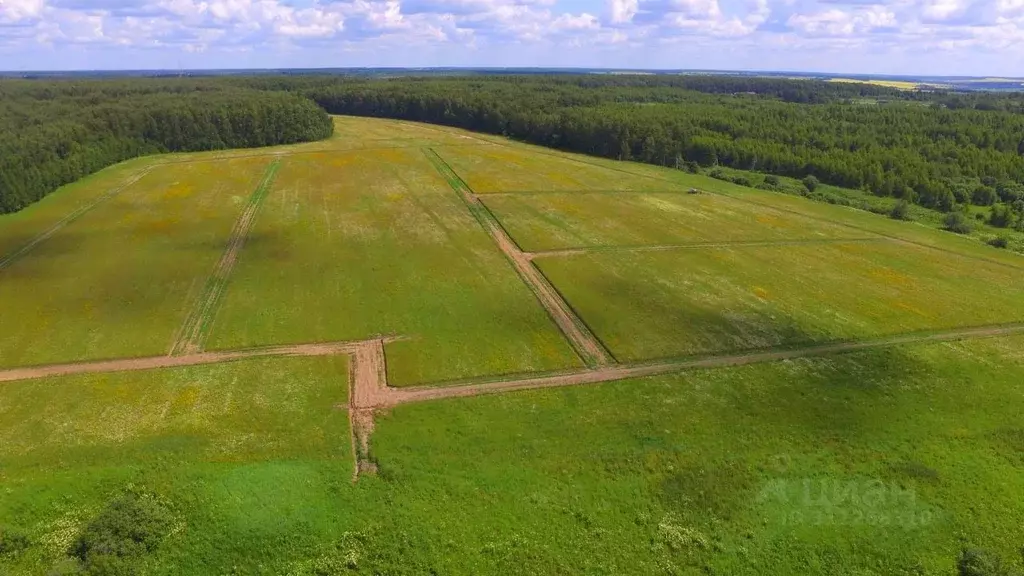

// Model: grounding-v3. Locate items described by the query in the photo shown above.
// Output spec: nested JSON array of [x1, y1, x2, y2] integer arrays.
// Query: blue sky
[[1, 0, 1022, 74]]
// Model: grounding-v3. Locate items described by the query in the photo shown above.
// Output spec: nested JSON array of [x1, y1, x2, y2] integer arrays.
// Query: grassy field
[[482, 191, 870, 252], [0, 157, 153, 260], [0, 356, 352, 575], [536, 240, 1024, 362], [205, 147, 581, 385], [0, 156, 270, 367], [4, 115, 1024, 575], [361, 334, 1024, 574], [435, 144, 683, 193], [5, 336, 1022, 575]]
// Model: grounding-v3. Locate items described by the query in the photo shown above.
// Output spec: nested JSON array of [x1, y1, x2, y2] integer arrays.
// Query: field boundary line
[[383, 322, 1024, 406], [449, 133, 1024, 272], [527, 237, 894, 259], [0, 167, 153, 272], [422, 147, 614, 368], [0, 338, 402, 383], [169, 160, 282, 356]]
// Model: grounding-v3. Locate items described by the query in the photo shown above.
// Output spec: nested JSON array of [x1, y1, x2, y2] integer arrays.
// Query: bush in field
[[957, 548, 1024, 576], [69, 492, 173, 575], [988, 236, 1009, 249], [0, 526, 30, 557], [890, 200, 912, 221], [709, 168, 727, 181], [731, 176, 753, 187], [944, 212, 974, 234], [803, 175, 820, 192]]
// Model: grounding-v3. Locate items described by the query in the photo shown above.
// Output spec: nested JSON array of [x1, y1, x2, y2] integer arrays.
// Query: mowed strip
[[169, 160, 281, 355], [481, 191, 878, 253], [536, 240, 1024, 362], [206, 148, 582, 386], [0, 157, 272, 368], [435, 144, 684, 193]]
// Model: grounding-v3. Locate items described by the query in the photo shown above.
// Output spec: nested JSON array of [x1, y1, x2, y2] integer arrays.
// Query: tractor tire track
[[422, 148, 613, 368], [169, 160, 282, 356], [527, 237, 892, 259], [0, 168, 153, 272]]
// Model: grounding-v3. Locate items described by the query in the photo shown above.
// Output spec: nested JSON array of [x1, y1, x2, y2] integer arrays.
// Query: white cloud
[[0, 0, 1021, 74], [608, 0, 638, 24], [788, 5, 895, 36], [0, 0, 45, 22]]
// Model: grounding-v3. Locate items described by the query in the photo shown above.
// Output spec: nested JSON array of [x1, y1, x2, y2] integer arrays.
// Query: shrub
[[944, 212, 974, 234], [802, 175, 820, 192], [0, 526, 30, 557], [957, 547, 1018, 576], [989, 204, 1016, 228], [988, 236, 1009, 249], [708, 168, 727, 180], [890, 200, 912, 221], [731, 176, 752, 187], [972, 185, 998, 206], [764, 175, 781, 187], [72, 492, 173, 568]]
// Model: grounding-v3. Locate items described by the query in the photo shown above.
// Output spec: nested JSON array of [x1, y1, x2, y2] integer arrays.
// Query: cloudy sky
[[0, 0, 1022, 74]]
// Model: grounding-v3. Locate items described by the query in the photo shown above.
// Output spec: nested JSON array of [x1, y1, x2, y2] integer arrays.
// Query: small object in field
[[688, 188, 701, 194]]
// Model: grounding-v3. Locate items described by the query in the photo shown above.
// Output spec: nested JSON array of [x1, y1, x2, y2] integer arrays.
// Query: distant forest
[[4, 74, 1024, 223]]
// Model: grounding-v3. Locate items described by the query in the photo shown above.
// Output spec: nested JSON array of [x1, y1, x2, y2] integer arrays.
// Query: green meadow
[[205, 147, 581, 386], [3, 116, 1024, 575], [481, 191, 866, 252], [536, 240, 1024, 362], [0, 157, 270, 367]]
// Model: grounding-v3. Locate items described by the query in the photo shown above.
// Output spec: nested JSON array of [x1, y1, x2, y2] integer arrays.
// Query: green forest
[[4, 74, 1024, 236]]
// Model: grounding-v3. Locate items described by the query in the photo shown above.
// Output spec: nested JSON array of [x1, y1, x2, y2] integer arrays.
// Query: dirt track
[[169, 161, 281, 356], [0, 340, 374, 383], [382, 323, 1024, 407], [423, 148, 613, 367]]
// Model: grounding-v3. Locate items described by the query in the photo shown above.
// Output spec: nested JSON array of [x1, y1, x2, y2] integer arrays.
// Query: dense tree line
[[5, 73, 1024, 224], [0, 81, 331, 213]]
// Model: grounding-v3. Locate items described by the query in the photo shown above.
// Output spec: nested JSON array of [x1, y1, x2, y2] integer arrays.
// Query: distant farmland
[[2, 116, 1024, 575]]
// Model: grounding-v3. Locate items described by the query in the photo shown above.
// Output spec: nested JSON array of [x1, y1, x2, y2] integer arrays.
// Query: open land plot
[[0, 157, 154, 263], [0, 157, 271, 368], [206, 148, 582, 386], [541, 153, 1024, 270], [360, 334, 1024, 574], [434, 144, 687, 193], [482, 191, 875, 252], [0, 355, 354, 576], [536, 240, 1024, 362], [159, 117, 480, 162]]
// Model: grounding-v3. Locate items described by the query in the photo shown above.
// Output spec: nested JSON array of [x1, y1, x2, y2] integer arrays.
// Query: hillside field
[[2, 116, 1024, 575]]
